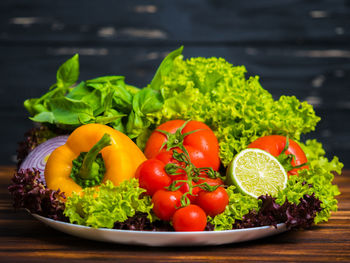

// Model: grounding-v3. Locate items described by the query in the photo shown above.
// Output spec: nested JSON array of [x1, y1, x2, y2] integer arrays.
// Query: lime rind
[[226, 148, 288, 198]]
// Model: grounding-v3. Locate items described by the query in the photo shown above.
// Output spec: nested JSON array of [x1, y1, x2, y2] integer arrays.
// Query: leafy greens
[[144, 47, 320, 167], [21, 47, 343, 230], [64, 179, 153, 229], [24, 56, 163, 136]]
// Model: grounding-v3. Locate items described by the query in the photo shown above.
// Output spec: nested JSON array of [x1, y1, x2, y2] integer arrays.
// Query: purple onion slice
[[19, 135, 69, 185]]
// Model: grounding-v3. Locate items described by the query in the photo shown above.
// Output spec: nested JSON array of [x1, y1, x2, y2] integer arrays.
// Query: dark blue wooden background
[[1, 0, 349, 167]]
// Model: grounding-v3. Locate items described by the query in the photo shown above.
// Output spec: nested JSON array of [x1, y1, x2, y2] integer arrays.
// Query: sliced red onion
[[20, 135, 69, 185]]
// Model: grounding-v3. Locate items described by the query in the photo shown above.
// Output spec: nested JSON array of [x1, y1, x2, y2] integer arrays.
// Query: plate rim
[[32, 212, 287, 235]]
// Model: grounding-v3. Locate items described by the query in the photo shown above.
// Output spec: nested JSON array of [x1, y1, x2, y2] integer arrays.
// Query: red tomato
[[172, 205, 207, 232], [174, 175, 200, 203], [196, 187, 229, 217], [196, 175, 224, 191], [155, 150, 186, 179], [152, 189, 183, 221], [135, 159, 171, 196], [248, 135, 308, 176], [144, 120, 220, 171]]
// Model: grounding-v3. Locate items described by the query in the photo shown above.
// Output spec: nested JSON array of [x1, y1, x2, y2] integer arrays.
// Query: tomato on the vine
[[174, 175, 201, 203], [172, 204, 207, 232], [144, 120, 220, 171], [152, 189, 183, 221], [248, 135, 308, 176], [155, 150, 186, 179], [196, 175, 224, 190], [196, 187, 229, 217], [135, 159, 171, 196]]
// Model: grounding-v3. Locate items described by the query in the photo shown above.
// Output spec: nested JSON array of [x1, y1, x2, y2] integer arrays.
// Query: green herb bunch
[[24, 54, 163, 137]]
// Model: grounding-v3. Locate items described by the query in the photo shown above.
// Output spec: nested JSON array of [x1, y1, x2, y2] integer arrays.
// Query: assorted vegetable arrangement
[[9, 47, 343, 234]]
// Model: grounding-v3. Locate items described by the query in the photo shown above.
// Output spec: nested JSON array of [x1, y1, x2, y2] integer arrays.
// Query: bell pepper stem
[[79, 133, 111, 180]]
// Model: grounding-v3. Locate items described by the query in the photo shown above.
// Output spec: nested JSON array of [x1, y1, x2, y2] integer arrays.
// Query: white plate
[[32, 213, 287, 246]]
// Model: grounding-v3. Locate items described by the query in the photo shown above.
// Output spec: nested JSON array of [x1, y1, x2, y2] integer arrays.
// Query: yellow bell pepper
[[44, 123, 146, 197]]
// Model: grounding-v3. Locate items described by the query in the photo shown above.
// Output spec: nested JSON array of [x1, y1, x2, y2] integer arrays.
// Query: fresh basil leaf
[[149, 46, 183, 90], [86, 76, 124, 84], [132, 88, 163, 116], [25, 86, 66, 116], [24, 98, 40, 116], [126, 111, 150, 139], [30, 111, 56, 124], [33, 104, 49, 114], [85, 82, 105, 91], [95, 109, 126, 132], [50, 97, 93, 125], [66, 81, 88, 100], [67, 81, 105, 115], [95, 114, 125, 125], [125, 84, 140, 95], [86, 76, 133, 113], [110, 117, 125, 133], [82, 89, 104, 115], [56, 54, 80, 89], [103, 86, 114, 113], [113, 82, 134, 113], [136, 128, 152, 151]]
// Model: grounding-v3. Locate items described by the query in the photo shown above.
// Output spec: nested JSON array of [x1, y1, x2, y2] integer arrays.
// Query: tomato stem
[[165, 149, 223, 207], [156, 119, 204, 157], [276, 135, 308, 173]]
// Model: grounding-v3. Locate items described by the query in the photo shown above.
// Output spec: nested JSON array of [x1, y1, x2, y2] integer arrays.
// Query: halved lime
[[226, 148, 287, 198]]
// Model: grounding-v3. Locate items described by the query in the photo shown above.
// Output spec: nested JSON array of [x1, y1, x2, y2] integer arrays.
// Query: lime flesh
[[226, 148, 287, 198]]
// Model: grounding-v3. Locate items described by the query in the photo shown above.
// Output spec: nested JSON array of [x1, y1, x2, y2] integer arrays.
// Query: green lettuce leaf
[[275, 139, 343, 224], [208, 185, 260, 230], [144, 53, 320, 166], [64, 179, 153, 229], [210, 139, 343, 230]]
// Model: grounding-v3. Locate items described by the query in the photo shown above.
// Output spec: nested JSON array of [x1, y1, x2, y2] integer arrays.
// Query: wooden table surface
[[1, 166, 349, 262]]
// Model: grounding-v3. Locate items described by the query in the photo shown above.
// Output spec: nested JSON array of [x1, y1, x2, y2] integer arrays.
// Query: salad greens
[[64, 179, 153, 229], [208, 139, 342, 230], [208, 185, 260, 230], [15, 46, 343, 230], [24, 55, 163, 136], [8, 169, 66, 221], [24, 47, 320, 167], [285, 140, 342, 224], [144, 47, 320, 166]]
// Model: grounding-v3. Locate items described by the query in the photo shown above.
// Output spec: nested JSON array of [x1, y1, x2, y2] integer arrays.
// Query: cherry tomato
[[135, 159, 171, 195], [196, 187, 229, 217], [155, 150, 186, 179], [196, 175, 224, 190], [174, 175, 200, 203], [248, 135, 308, 176], [152, 189, 183, 221], [172, 205, 207, 232], [144, 120, 220, 171]]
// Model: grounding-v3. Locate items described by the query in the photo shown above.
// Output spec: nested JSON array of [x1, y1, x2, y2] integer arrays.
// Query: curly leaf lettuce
[[24, 48, 321, 168], [145, 49, 320, 166], [209, 139, 343, 230], [64, 179, 153, 229], [273, 139, 342, 224], [208, 186, 260, 230]]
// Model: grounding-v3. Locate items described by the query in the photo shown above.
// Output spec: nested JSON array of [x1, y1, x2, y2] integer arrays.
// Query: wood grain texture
[[1, 166, 350, 262], [0, 0, 349, 168]]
